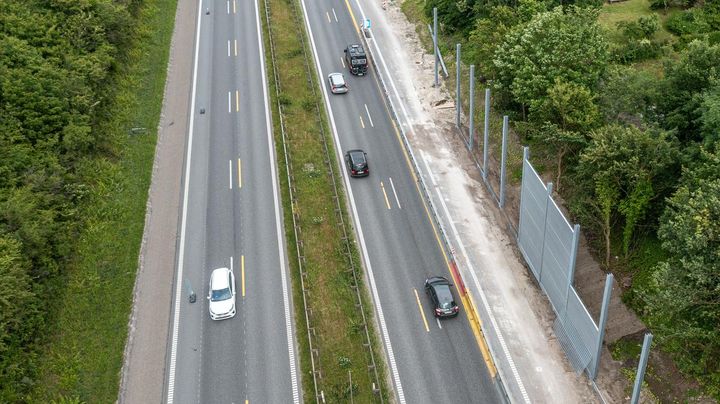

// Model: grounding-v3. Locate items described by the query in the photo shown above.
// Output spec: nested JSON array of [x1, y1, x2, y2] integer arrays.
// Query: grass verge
[[261, 0, 388, 401], [28, 0, 177, 401]]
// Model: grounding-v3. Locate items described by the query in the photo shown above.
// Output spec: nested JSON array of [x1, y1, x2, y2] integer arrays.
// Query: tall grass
[[261, 0, 388, 401], [29, 0, 177, 401]]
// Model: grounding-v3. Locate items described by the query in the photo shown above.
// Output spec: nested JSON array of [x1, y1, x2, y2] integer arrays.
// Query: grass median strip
[[260, 0, 388, 401]]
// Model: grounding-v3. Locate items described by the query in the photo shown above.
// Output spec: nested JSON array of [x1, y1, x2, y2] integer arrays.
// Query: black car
[[344, 44, 367, 76], [345, 149, 369, 177], [425, 276, 459, 318]]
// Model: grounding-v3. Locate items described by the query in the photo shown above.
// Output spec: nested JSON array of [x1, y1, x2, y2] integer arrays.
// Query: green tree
[[493, 6, 609, 114], [529, 79, 601, 192], [575, 124, 678, 266], [696, 82, 720, 146], [647, 161, 720, 394], [597, 65, 662, 125]]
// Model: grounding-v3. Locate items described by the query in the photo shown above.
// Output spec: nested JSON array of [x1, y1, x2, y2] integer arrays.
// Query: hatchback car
[[207, 267, 236, 320], [328, 72, 348, 94], [425, 276, 459, 318], [345, 149, 369, 177]]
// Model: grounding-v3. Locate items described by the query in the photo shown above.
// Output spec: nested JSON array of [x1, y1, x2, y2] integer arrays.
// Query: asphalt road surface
[[300, 0, 501, 402], [164, 1, 300, 403]]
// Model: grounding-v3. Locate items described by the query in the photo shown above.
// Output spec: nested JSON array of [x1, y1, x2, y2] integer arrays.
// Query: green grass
[[29, 0, 177, 402], [598, 0, 680, 42], [261, 0, 387, 401]]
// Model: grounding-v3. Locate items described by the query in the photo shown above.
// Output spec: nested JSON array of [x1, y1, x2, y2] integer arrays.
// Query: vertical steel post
[[517, 147, 530, 243], [499, 115, 508, 208], [631, 333, 653, 404], [469, 65, 476, 150], [537, 181, 553, 281], [482, 88, 490, 180], [456, 44, 461, 128], [591, 273, 614, 380], [433, 8, 438, 87], [563, 224, 581, 315]]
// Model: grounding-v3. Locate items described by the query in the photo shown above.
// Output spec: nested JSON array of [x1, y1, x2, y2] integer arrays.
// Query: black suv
[[425, 276, 459, 318], [344, 44, 367, 76], [345, 149, 369, 177]]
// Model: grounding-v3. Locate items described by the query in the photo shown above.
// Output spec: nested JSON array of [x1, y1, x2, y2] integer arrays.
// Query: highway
[[300, 0, 501, 402], [164, 1, 300, 403]]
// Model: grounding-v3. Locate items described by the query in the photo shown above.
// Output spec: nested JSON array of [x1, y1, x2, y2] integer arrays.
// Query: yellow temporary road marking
[[380, 181, 391, 209], [238, 158, 242, 188], [344, 0, 360, 33], [372, 46, 499, 379], [241, 255, 245, 297], [235, 90, 239, 112], [360, 116, 365, 128], [414, 288, 430, 332]]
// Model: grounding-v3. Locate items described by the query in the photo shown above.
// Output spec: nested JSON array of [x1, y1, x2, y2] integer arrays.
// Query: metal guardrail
[[262, 0, 321, 401], [264, 0, 384, 401]]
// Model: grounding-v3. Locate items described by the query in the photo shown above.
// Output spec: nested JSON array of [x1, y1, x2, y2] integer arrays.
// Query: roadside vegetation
[[401, 0, 720, 398], [261, 0, 388, 401], [0, 0, 176, 401]]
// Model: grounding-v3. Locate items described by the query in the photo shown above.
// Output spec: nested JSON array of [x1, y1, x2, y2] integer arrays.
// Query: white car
[[328, 72, 348, 94], [207, 267, 236, 320]]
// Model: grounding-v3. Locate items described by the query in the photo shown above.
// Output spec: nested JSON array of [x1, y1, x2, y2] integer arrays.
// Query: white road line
[[332, 8, 338, 22], [419, 151, 437, 186], [326, 11, 331, 23], [436, 318, 442, 329], [229, 160, 233, 189], [433, 184, 529, 402], [253, 0, 300, 399], [299, 0, 405, 401], [341, 57, 345, 68], [228, 40, 231, 57], [352, 0, 527, 399], [360, 116, 365, 128], [230, 255, 234, 271], [166, 0, 203, 402], [227, 0, 230, 14], [228, 91, 231, 113], [364, 104, 374, 127], [389, 177, 401, 209]]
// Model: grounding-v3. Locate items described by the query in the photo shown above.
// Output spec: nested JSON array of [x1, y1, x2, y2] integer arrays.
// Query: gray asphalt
[[302, 1, 501, 402], [167, 1, 298, 403]]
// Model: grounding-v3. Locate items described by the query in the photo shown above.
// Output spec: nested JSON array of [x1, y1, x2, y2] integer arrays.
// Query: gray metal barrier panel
[[518, 157, 547, 279], [541, 198, 573, 311]]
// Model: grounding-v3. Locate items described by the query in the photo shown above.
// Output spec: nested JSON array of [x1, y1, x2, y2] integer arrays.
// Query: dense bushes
[[436, 0, 720, 395], [0, 0, 138, 400]]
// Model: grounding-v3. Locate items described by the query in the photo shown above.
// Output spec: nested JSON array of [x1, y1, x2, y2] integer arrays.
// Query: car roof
[[210, 267, 230, 289], [329, 73, 345, 85], [348, 150, 366, 162]]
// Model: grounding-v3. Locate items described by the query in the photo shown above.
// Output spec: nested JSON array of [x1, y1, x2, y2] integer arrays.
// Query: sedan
[[345, 149, 369, 177], [425, 276, 459, 318], [328, 72, 348, 94], [207, 267, 236, 320]]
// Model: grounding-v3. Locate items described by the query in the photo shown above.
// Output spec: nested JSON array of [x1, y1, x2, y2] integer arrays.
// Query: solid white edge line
[[253, 0, 300, 400], [298, 1, 406, 402], [166, 0, 203, 402], [389, 177, 401, 209], [351, 0, 528, 400]]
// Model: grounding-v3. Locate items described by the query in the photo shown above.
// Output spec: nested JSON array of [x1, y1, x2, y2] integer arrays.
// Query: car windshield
[[435, 285, 455, 309], [211, 287, 232, 301], [351, 153, 366, 165]]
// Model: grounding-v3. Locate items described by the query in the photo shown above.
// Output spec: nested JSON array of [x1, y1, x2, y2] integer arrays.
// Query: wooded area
[[424, 0, 719, 395], [0, 0, 140, 401]]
